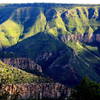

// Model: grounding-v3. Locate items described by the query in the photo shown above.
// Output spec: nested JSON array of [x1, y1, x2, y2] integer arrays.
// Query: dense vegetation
[[68, 77, 100, 100], [0, 60, 52, 85]]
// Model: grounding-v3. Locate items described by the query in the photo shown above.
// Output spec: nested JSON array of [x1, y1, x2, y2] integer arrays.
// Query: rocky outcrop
[[58, 34, 83, 42], [58, 32, 100, 44], [1, 4, 100, 49], [0, 3, 100, 88], [0, 83, 71, 100], [1, 58, 42, 73]]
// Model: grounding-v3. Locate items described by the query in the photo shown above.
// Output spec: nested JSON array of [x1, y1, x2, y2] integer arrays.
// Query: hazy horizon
[[0, 0, 100, 4]]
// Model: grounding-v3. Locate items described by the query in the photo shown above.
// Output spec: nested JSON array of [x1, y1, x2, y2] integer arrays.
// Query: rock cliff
[[0, 83, 70, 100]]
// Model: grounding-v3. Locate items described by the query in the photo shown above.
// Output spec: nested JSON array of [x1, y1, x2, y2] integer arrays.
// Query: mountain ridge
[[0, 3, 100, 87], [0, 4, 100, 49]]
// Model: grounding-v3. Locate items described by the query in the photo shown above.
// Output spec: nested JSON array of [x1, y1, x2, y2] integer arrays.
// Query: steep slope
[[0, 20, 22, 48], [0, 60, 70, 100], [0, 32, 72, 70], [46, 41, 100, 86], [1, 31, 100, 87], [0, 4, 100, 49], [1, 58, 43, 74], [0, 3, 100, 87], [61, 6, 100, 34], [0, 83, 69, 100], [0, 60, 51, 84]]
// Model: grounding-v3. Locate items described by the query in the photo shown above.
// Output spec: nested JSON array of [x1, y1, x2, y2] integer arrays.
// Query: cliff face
[[0, 83, 70, 100], [58, 32, 100, 44], [1, 58, 42, 73], [0, 3, 100, 87], [0, 4, 100, 49], [0, 60, 52, 85]]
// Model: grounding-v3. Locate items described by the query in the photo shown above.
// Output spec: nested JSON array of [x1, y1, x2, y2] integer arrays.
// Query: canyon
[[0, 3, 100, 100]]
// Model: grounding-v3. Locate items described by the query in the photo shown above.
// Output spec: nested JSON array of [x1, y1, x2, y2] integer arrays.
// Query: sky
[[0, 0, 100, 4]]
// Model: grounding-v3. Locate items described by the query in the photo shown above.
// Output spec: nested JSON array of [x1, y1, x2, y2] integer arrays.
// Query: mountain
[[0, 3, 100, 87], [0, 4, 100, 49], [0, 60, 52, 85], [0, 61, 70, 100]]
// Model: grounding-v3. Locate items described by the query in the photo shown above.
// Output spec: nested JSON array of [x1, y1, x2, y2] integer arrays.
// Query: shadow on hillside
[[11, 7, 41, 33], [0, 32, 73, 84], [0, 6, 17, 24], [0, 32, 71, 65]]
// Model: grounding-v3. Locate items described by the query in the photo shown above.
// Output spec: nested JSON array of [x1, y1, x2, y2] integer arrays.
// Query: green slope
[[0, 60, 51, 85], [67, 41, 100, 81], [0, 4, 100, 86], [0, 5, 100, 48], [0, 32, 71, 67], [46, 41, 100, 86], [0, 20, 22, 48]]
